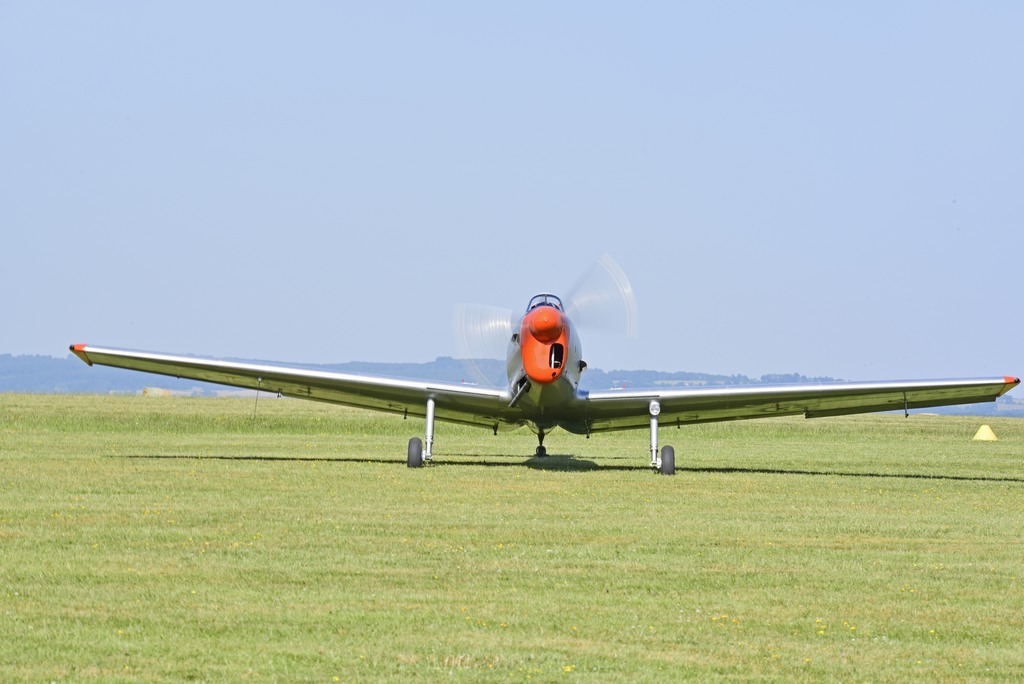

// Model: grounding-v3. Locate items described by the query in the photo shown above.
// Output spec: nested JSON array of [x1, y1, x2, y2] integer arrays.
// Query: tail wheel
[[408, 437, 423, 468], [659, 445, 675, 476]]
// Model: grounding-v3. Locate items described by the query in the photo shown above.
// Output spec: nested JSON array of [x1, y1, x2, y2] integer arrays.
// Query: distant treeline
[[1, 353, 1020, 416]]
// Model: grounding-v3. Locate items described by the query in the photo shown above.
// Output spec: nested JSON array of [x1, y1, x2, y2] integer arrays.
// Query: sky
[[2, 2, 1021, 381]]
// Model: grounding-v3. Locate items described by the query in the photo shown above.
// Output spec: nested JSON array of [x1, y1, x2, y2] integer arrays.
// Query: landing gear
[[408, 397, 436, 468], [649, 400, 675, 476], [535, 429, 547, 457], [407, 437, 423, 468], [424, 397, 435, 463], [659, 445, 675, 476]]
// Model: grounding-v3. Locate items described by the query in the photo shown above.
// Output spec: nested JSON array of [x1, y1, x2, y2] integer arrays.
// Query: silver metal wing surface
[[577, 377, 1021, 433], [70, 344, 523, 431]]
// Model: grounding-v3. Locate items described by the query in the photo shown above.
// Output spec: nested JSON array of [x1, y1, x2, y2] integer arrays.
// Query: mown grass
[[1, 393, 1022, 681]]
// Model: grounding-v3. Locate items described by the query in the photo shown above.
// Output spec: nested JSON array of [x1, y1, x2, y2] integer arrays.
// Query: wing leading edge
[[70, 344, 520, 431], [578, 376, 1020, 432]]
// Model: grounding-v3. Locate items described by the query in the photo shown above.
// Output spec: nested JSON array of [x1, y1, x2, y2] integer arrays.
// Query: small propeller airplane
[[70, 259, 1019, 475]]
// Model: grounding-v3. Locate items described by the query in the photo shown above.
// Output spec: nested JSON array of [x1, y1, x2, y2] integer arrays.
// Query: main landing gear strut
[[407, 397, 435, 468], [649, 400, 675, 476]]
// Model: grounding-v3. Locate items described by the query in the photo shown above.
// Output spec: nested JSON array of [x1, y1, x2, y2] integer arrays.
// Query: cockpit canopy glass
[[526, 293, 564, 312]]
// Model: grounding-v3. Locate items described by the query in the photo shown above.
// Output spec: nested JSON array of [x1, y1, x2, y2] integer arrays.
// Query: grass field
[[2, 393, 1023, 682]]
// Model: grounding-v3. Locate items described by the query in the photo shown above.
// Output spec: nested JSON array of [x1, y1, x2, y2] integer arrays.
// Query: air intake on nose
[[549, 344, 564, 369]]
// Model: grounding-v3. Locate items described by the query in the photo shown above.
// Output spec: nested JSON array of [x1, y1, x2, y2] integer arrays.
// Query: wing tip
[[70, 343, 92, 366], [999, 376, 1021, 397]]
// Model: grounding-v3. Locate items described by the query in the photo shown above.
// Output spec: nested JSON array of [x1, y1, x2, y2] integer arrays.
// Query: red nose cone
[[528, 308, 563, 342]]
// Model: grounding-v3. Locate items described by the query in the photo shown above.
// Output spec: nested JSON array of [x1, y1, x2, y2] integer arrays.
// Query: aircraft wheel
[[408, 437, 423, 468], [535, 445, 547, 458], [659, 445, 675, 476]]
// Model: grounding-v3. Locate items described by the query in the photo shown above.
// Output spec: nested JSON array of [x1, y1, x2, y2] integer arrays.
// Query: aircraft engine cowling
[[521, 305, 569, 384]]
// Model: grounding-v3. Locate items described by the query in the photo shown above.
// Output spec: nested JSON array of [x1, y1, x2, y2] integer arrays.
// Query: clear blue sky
[[2, 2, 1020, 381]]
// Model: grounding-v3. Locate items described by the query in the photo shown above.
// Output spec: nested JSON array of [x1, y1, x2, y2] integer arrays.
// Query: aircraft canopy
[[527, 293, 564, 312]]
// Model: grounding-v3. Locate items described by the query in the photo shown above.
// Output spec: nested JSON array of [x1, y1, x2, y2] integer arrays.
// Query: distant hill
[[0, 353, 841, 394], [1, 353, 1020, 417]]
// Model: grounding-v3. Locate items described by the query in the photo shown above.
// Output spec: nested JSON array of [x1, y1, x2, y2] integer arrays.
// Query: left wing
[[577, 376, 1020, 432], [70, 344, 522, 430]]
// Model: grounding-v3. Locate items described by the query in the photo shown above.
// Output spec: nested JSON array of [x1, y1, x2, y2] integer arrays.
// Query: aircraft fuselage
[[505, 294, 586, 432]]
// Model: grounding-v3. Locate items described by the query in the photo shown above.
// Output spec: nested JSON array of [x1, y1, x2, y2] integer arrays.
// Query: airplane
[[69, 264, 1019, 475]]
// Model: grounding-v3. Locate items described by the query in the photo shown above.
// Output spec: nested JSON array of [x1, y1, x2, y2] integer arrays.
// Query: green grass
[[2, 394, 1023, 681]]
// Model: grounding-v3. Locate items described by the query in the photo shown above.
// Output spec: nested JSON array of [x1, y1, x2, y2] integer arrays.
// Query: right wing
[[577, 376, 1020, 432], [70, 344, 523, 431]]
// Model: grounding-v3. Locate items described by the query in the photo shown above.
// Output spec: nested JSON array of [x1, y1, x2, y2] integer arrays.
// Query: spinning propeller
[[453, 254, 639, 387]]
